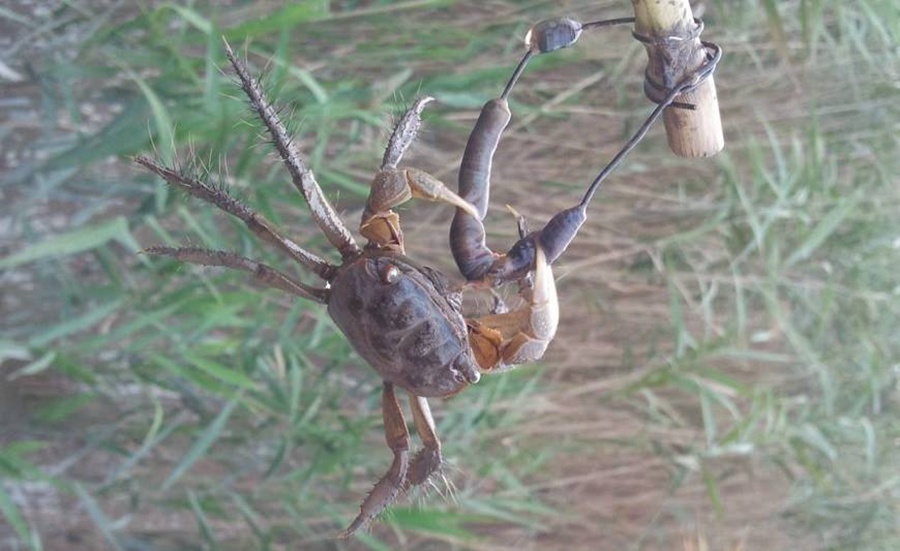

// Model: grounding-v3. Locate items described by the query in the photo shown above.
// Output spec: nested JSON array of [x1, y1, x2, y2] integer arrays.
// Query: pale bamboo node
[[631, 0, 724, 157]]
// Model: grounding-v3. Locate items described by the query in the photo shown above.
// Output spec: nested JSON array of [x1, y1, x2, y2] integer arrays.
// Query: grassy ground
[[2, 0, 898, 549]]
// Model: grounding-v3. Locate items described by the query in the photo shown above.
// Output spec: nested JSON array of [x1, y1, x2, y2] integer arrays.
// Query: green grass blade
[[125, 69, 175, 163], [163, 396, 240, 490], [0, 217, 138, 270], [28, 300, 123, 348], [184, 354, 259, 390], [74, 482, 125, 551], [0, 483, 38, 548], [188, 490, 219, 549], [784, 194, 861, 268]]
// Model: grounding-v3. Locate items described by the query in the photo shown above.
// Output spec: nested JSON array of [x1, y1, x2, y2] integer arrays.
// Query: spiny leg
[[223, 40, 360, 258], [135, 156, 334, 280], [381, 96, 433, 171], [406, 394, 442, 488], [341, 382, 409, 538], [145, 246, 328, 303], [360, 98, 478, 250]]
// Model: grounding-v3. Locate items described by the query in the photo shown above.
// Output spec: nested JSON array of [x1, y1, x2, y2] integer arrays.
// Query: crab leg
[[361, 167, 479, 250], [223, 40, 360, 259], [360, 98, 479, 250], [145, 246, 329, 303], [342, 382, 409, 538], [135, 156, 335, 280], [406, 394, 442, 487], [381, 96, 433, 171]]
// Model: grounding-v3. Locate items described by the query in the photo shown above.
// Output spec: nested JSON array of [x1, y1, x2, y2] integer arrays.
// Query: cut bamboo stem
[[631, 0, 724, 157]]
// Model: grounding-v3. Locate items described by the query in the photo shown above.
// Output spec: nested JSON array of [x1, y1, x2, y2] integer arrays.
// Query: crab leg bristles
[[381, 96, 434, 171], [406, 394, 442, 487], [341, 382, 409, 538], [135, 155, 335, 280], [223, 39, 360, 259], [145, 246, 329, 303]]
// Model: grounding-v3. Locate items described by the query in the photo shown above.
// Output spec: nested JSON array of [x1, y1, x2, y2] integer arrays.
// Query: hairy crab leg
[[406, 394, 442, 487], [144, 246, 329, 303], [342, 382, 409, 538], [381, 96, 433, 171], [223, 40, 360, 259], [360, 98, 479, 250], [135, 156, 335, 280]]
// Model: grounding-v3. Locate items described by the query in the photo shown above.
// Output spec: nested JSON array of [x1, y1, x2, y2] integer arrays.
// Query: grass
[[2, 0, 898, 549]]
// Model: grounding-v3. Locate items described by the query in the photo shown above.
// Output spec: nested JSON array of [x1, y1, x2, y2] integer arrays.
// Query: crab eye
[[380, 264, 400, 284]]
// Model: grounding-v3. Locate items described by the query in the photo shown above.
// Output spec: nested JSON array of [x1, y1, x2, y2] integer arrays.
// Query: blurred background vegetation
[[1, 1, 897, 549]]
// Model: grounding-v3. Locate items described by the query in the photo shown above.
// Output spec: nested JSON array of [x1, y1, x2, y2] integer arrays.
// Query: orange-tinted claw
[[467, 321, 503, 372], [465, 245, 559, 372]]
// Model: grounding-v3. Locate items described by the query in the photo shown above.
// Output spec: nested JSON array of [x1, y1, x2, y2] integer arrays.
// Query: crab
[[135, 15, 720, 537]]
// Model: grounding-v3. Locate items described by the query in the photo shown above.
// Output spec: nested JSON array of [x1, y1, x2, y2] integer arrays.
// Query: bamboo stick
[[631, 0, 724, 157]]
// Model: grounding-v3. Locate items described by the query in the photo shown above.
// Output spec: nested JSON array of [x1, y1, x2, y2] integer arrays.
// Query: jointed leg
[[135, 156, 335, 280], [360, 98, 478, 250], [381, 96, 433, 171], [342, 382, 410, 538], [406, 394, 442, 488], [360, 167, 478, 250], [223, 40, 360, 259], [145, 246, 329, 303]]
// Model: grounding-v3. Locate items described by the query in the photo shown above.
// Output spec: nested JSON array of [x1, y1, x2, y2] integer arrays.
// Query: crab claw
[[467, 244, 559, 372]]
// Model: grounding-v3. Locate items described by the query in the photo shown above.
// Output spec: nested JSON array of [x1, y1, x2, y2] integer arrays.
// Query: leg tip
[[338, 513, 369, 539]]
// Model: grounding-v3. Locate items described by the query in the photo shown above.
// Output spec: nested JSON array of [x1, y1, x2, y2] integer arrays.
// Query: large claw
[[467, 245, 559, 372]]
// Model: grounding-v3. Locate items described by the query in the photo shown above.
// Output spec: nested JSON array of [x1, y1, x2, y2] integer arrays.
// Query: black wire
[[579, 41, 722, 209], [501, 50, 535, 100], [502, 17, 636, 100], [582, 16, 635, 30]]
